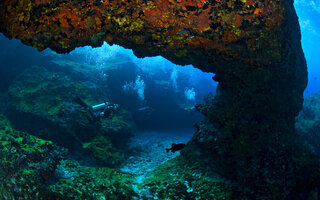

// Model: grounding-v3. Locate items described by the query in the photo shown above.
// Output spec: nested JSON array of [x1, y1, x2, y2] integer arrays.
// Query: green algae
[[0, 64, 138, 198], [0, 113, 66, 199], [50, 160, 137, 200], [1, 96, 233, 199], [83, 136, 124, 167], [7, 65, 134, 166], [0, 113, 53, 153], [138, 157, 233, 200], [0, 113, 137, 199], [102, 110, 134, 135], [8, 65, 107, 120]]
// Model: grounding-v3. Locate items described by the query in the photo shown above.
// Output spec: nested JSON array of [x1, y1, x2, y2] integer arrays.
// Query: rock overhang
[[0, 0, 285, 74]]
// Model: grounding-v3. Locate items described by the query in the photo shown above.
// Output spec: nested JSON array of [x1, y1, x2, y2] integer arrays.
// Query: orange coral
[[254, 8, 263, 15], [221, 31, 238, 43], [0, 0, 285, 65], [35, 0, 52, 5], [96, 20, 102, 25], [233, 15, 243, 28], [246, 0, 256, 6]]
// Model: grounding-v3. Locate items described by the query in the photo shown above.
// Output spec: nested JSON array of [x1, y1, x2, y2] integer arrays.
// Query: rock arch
[[1, 0, 319, 197]]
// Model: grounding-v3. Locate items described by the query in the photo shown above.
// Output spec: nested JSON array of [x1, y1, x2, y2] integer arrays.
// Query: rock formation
[[1, 0, 319, 198]]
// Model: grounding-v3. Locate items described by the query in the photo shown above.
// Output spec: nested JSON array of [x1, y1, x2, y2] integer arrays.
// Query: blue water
[[0, 2, 318, 130], [294, 0, 320, 96], [0, 34, 217, 132]]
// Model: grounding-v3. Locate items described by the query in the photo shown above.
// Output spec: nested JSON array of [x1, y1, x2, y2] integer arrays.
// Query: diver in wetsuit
[[75, 97, 119, 121], [92, 100, 119, 119]]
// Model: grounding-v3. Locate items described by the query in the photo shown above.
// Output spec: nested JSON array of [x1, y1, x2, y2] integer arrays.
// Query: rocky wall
[[6, 66, 134, 167]]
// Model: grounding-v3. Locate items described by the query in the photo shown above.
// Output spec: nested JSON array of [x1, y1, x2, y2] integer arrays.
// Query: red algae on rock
[[0, 0, 284, 68]]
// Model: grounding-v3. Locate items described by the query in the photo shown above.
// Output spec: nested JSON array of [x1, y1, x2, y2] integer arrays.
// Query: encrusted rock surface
[[0, 113, 138, 200], [6, 66, 134, 167], [0, 113, 66, 199], [0, 0, 286, 71], [138, 157, 234, 200]]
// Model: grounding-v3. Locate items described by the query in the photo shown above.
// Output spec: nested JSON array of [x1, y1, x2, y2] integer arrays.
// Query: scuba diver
[[75, 97, 119, 121]]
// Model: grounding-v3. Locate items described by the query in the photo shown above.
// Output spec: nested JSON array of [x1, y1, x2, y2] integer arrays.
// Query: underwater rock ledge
[[1, 0, 320, 198], [5, 66, 134, 167], [0, 114, 138, 200]]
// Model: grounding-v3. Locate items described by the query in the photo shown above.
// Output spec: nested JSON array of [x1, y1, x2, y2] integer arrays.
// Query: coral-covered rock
[[6, 66, 134, 166], [0, 0, 288, 71], [0, 113, 67, 199], [83, 136, 124, 167], [50, 160, 137, 200], [139, 157, 233, 199], [0, 113, 137, 199]]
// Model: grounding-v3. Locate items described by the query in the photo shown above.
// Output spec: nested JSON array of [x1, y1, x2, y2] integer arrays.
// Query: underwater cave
[[1, 0, 320, 199], [0, 33, 217, 177]]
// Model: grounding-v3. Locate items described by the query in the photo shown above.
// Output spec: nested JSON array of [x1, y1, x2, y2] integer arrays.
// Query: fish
[[166, 143, 185, 153]]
